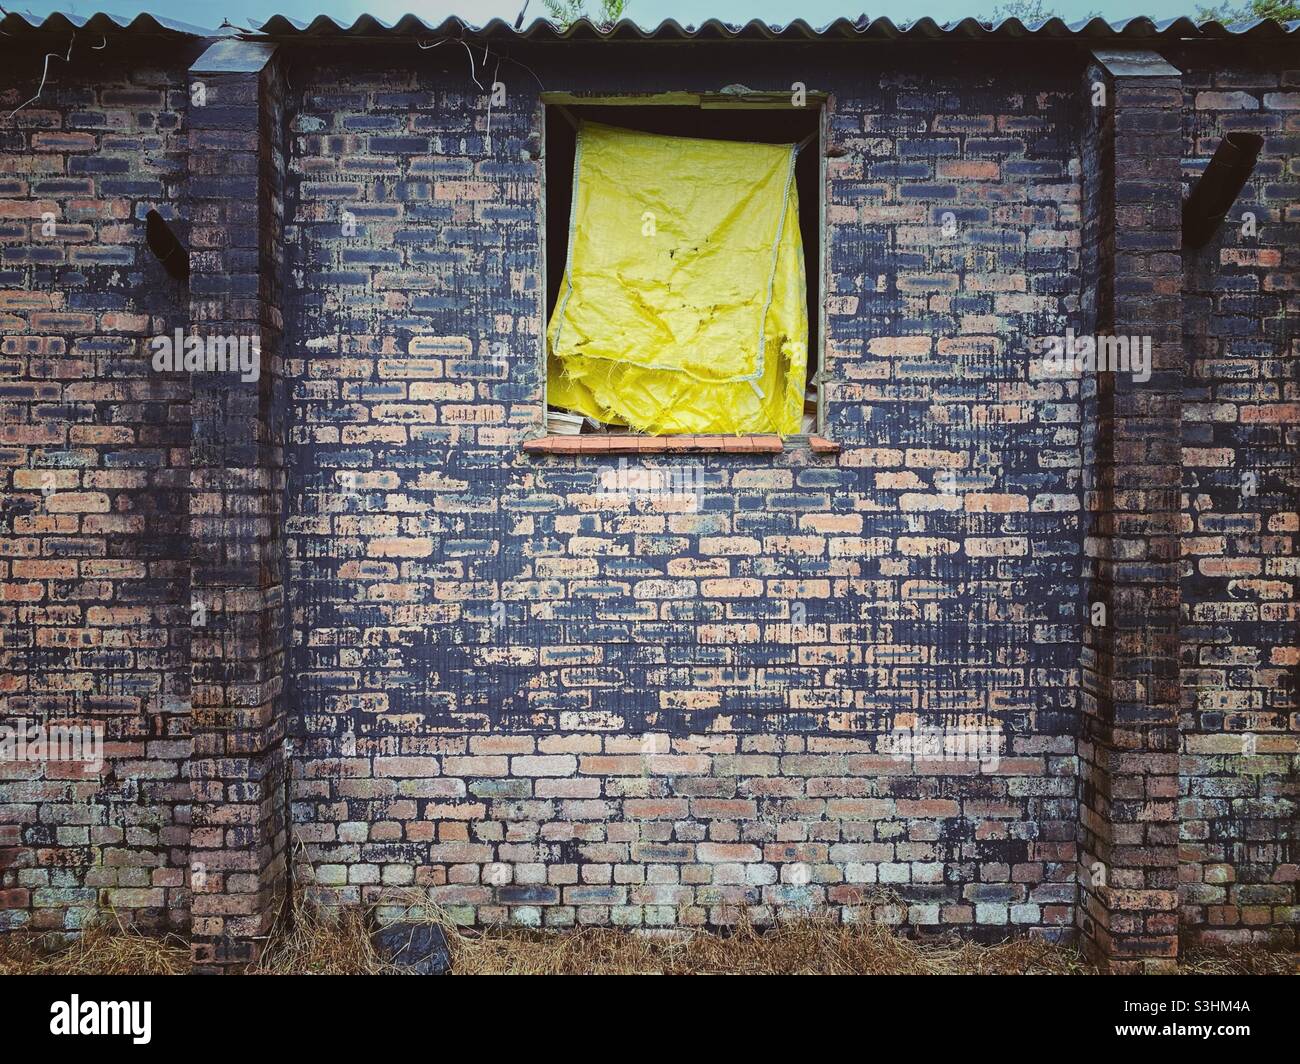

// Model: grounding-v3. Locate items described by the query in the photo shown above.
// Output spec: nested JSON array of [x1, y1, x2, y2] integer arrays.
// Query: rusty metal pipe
[[1183, 132, 1264, 250], [145, 208, 189, 282]]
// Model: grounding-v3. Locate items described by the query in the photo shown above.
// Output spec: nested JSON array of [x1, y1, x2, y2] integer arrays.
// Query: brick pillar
[[185, 40, 289, 973], [1077, 50, 1184, 973]]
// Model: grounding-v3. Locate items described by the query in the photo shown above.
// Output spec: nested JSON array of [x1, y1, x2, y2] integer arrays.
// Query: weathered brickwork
[[283, 46, 1084, 940], [1175, 43, 1299, 949], [0, 38, 198, 933], [1075, 56, 1185, 973], [0, 29, 1295, 971], [186, 42, 291, 972]]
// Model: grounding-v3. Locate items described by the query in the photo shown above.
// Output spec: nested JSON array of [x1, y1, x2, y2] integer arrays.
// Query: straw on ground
[[1, 895, 1292, 976]]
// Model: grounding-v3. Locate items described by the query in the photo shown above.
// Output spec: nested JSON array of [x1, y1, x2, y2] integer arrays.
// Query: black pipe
[[145, 208, 189, 282], [1182, 133, 1264, 250]]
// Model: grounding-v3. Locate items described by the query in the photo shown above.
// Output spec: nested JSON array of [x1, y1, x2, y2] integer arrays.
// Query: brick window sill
[[522, 434, 840, 456]]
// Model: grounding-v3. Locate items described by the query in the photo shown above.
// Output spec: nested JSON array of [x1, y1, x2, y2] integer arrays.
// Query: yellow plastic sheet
[[547, 122, 808, 435]]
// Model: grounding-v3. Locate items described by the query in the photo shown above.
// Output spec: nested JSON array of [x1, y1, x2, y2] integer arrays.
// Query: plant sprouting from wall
[[542, 0, 628, 30]]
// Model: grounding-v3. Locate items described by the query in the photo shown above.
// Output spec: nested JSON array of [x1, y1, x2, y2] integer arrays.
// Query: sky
[[11, 1, 1224, 34]]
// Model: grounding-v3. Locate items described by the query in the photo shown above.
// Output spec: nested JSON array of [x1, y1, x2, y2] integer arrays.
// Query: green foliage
[[542, 0, 628, 30], [1196, 0, 1300, 20], [985, 0, 1101, 21]]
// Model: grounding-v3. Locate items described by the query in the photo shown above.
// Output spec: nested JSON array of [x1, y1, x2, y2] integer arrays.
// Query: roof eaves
[[4, 12, 1298, 43], [244, 13, 1300, 41], [0, 11, 224, 37]]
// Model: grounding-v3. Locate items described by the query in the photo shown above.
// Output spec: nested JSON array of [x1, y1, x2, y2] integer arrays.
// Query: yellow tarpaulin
[[547, 122, 808, 435]]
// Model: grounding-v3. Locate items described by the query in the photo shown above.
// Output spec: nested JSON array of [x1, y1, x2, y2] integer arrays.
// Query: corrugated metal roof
[[0, 10, 222, 37], [3, 11, 1298, 42], [241, 14, 1300, 41]]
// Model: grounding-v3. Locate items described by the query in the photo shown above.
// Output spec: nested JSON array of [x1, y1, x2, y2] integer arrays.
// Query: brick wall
[[1075, 53, 1185, 973], [283, 44, 1084, 938], [1174, 43, 1299, 949], [0, 33, 1295, 966], [186, 42, 291, 973], [0, 36, 199, 932]]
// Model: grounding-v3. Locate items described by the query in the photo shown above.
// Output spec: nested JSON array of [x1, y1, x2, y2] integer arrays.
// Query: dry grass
[[250, 896, 401, 975], [247, 887, 1098, 975], [0, 917, 189, 976], [1177, 943, 1296, 976], [3, 896, 1295, 976], [247, 888, 1097, 974], [449, 919, 1097, 975]]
